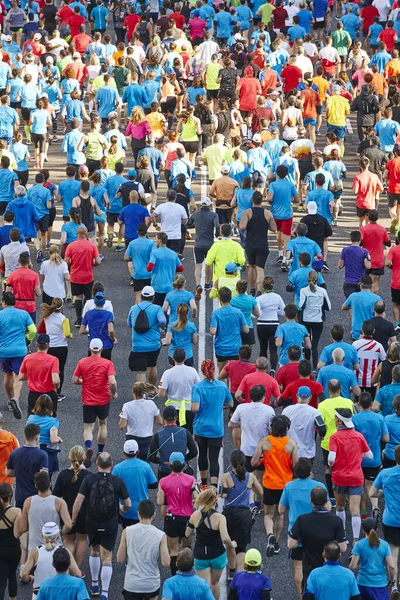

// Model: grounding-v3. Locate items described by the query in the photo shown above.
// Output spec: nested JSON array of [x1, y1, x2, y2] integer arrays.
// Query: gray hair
[[15, 185, 26, 197], [214, 134, 225, 145], [332, 348, 345, 363]]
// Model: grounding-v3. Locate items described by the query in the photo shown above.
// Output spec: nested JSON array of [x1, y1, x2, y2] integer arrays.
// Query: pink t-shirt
[[159, 472, 196, 517]]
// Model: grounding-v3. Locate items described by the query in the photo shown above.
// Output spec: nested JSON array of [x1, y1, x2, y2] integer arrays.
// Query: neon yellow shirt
[[326, 95, 350, 127], [318, 396, 354, 450], [206, 63, 221, 91], [258, 3, 274, 24], [205, 238, 246, 281]]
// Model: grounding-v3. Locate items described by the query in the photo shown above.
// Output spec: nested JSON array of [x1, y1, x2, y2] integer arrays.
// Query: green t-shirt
[[332, 29, 351, 56], [206, 63, 221, 91], [259, 2, 274, 24]]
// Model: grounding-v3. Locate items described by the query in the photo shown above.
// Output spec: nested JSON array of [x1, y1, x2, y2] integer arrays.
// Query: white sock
[[101, 564, 113, 595], [89, 556, 101, 584], [336, 509, 346, 531], [88, 100, 94, 113], [352, 515, 361, 541], [279, 250, 283, 257]]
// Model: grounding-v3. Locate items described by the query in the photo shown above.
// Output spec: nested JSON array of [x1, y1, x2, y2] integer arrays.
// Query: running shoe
[[107, 232, 114, 248], [9, 398, 21, 420], [228, 569, 235, 581], [52, 135, 59, 142], [57, 394, 65, 402], [316, 130, 321, 136], [84, 447, 94, 469], [297, 204, 304, 212], [195, 285, 202, 300], [269, 369, 276, 378], [7, 400, 13, 412], [322, 261, 330, 272], [100, 595, 107, 600], [250, 288, 256, 297], [98, 254, 104, 261], [332, 219, 337, 226], [273, 543, 280, 555], [36, 250, 45, 264], [311, 370, 317, 380], [281, 264, 289, 272], [276, 256, 283, 264], [66, 293, 73, 302], [396, 324, 400, 335], [391, 588, 399, 600], [130, 279, 134, 286], [330, 497, 337, 508], [204, 283, 212, 291], [372, 506, 381, 527], [178, 253, 185, 261], [89, 583, 100, 596], [115, 245, 124, 252], [45, 243, 50, 250], [266, 534, 276, 557], [147, 392, 157, 400], [199, 483, 209, 491], [233, 227, 239, 236], [74, 318, 82, 328]]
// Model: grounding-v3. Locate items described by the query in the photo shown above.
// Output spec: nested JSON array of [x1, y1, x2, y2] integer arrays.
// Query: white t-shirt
[[44, 312, 69, 347], [283, 107, 302, 140], [373, 0, 391, 20], [119, 399, 160, 437], [282, 403, 322, 458], [230, 403, 275, 456], [158, 364, 201, 408], [256, 292, 285, 323], [295, 56, 314, 77], [40, 260, 69, 299], [154, 203, 188, 240], [319, 46, 339, 64], [82, 298, 114, 317], [285, 4, 299, 26], [303, 42, 318, 59]]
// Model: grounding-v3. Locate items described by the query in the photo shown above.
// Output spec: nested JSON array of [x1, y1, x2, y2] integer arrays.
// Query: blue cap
[[225, 262, 241, 274], [127, 169, 137, 178], [298, 386, 311, 399], [170, 452, 185, 464], [166, 66, 175, 75], [94, 291, 106, 306], [26, 45, 32, 51], [194, 8, 200, 15]]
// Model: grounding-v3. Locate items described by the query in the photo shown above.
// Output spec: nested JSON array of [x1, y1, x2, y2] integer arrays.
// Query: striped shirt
[[352, 338, 386, 387]]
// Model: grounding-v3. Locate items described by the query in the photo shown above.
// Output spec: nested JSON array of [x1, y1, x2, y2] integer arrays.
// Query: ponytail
[[0, 484, 12, 521], [308, 269, 319, 293], [367, 528, 380, 548], [68, 445, 85, 484], [41, 297, 63, 320], [172, 303, 189, 332], [132, 382, 157, 399], [230, 449, 247, 482]]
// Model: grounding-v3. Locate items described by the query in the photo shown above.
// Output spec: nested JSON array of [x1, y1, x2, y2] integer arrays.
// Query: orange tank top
[[262, 435, 292, 490]]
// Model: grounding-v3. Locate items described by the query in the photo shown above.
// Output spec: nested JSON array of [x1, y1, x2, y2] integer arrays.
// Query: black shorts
[[164, 514, 188, 538], [299, 160, 313, 181], [246, 246, 269, 269], [31, 132, 47, 152], [83, 403, 110, 423], [70, 281, 93, 299], [223, 506, 252, 552], [263, 487, 283, 506], [388, 193, 400, 208], [120, 516, 139, 529], [289, 546, 303, 561], [245, 455, 264, 472], [392, 287, 400, 305], [0, 202, 8, 216], [362, 466, 380, 481], [86, 516, 118, 551], [160, 97, 176, 114], [129, 348, 160, 372], [207, 89, 219, 100], [215, 354, 239, 363], [194, 246, 211, 264], [21, 107, 32, 122], [38, 214, 50, 233], [343, 282, 360, 298], [241, 328, 255, 346], [107, 212, 119, 226], [195, 434, 223, 449], [367, 267, 385, 276], [182, 141, 199, 154], [67, 513, 87, 535], [132, 278, 151, 292], [48, 206, 56, 227], [356, 207, 370, 218], [313, 18, 325, 29], [10, 101, 21, 109], [383, 523, 400, 547], [123, 590, 160, 600]]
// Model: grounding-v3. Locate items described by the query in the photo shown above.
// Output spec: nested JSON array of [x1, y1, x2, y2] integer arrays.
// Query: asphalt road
[[10, 111, 393, 600]]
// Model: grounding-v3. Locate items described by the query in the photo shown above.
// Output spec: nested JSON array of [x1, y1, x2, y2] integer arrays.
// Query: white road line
[[346, 119, 353, 134], [198, 263, 206, 368]]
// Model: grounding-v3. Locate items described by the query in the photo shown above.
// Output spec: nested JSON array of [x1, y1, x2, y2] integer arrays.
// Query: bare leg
[[263, 505, 275, 535], [232, 427, 241, 449], [97, 223, 105, 255], [3, 372, 14, 401], [256, 266, 265, 292], [210, 568, 224, 600], [294, 560, 303, 600], [195, 263, 202, 287], [97, 418, 107, 445], [83, 422, 95, 444], [393, 302, 400, 323], [248, 264, 256, 289], [390, 544, 399, 585], [371, 275, 380, 294], [147, 366, 157, 385], [136, 370, 146, 383]]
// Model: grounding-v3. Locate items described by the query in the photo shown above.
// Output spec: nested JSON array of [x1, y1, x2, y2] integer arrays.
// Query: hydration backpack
[[134, 304, 151, 334], [88, 474, 116, 521]]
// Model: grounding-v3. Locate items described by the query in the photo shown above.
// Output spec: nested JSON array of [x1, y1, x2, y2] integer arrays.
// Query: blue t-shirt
[[376, 383, 400, 417], [163, 572, 215, 600], [275, 321, 308, 365], [105, 174, 127, 214], [344, 291, 382, 340], [352, 538, 391, 588], [36, 573, 89, 600], [340, 13, 360, 39], [122, 84, 148, 115], [384, 414, 400, 461], [286, 236, 322, 274], [27, 184, 51, 218], [7, 77, 24, 104], [61, 221, 80, 244], [0, 169, 18, 204], [0, 307, 33, 358], [96, 86, 119, 118], [31, 109, 49, 135], [271, 156, 298, 185], [210, 305, 247, 357], [323, 159, 346, 182], [118, 203, 149, 241], [5, 197, 40, 239], [27, 415, 59, 444], [374, 119, 400, 152], [21, 82, 38, 108], [247, 147, 271, 177], [319, 341, 359, 370], [298, 9, 313, 32], [214, 10, 233, 37], [230, 571, 272, 600], [112, 458, 157, 520], [231, 293, 258, 328], [6, 445, 48, 508], [353, 411, 388, 467], [317, 364, 358, 398], [0, 106, 18, 139], [234, 188, 253, 222], [236, 4, 252, 29], [165, 289, 195, 324], [125, 237, 156, 280], [62, 130, 86, 166], [269, 179, 296, 220], [0, 224, 24, 248], [374, 466, 400, 527], [9, 141, 29, 171], [89, 184, 107, 211], [92, 3, 108, 28], [82, 309, 114, 350], [304, 169, 334, 192], [264, 139, 288, 161], [306, 563, 359, 600], [0, 62, 10, 89], [340, 244, 370, 285], [127, 301, 167, 352], [167, 320, 197, 359], [142, 80, 161, 108], [306, 189, 334, 223], [149, 246, 182, 293], [137, 147, 163, 178], [192, 379, 232, 437], [369, 50, 392, 74], [187, 86, 206, 105], [288, 267, 325, 307], [313, 0, 328, 18], [287, 24, 306, 42], [280, 478, 328, 530], [370, 22, 383, 45]]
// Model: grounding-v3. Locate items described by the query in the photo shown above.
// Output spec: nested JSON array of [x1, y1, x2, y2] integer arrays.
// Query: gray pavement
[[13, 112, 393, 599]]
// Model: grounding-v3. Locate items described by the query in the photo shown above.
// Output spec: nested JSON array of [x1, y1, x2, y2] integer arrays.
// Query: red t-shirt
[[57, 5, 74, 24], [300, 88, 320, 119], [281, 65, 303, 94], [69, 14, 86, 38], [65, 239, 98, 284], [330, 428, 369, 487], [261, 68, 278, 93], [7, 268, 39, 314], [379, 28, 397, 52], [238, 371, 280, 404], [386, 157, 400, 194], [20, 352, 59, 393], [73, 356, 115, 406], [223, 360, 256, 393], [272, 6, 288, 29], [352, 170, 383, 210], [387, 245, 400, 289], [124, 14, 141, 39], [361, 5, 379, 30], [280, 378, 324, 409], [360, 223, 390, 269], [276, 362, 300, 390], [73, 33, 92, 55], [238, 77, 262, 112], [170, 12, 186, 29]]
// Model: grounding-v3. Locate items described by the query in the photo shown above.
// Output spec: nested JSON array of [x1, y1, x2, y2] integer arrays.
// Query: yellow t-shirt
[[318, 396, 354, 451], [259, 3, 273, 24], [312, 75, 329, 103], [206, 63, 221, 91], [147, 112, 165, 139], [326, 95, 350, 127]]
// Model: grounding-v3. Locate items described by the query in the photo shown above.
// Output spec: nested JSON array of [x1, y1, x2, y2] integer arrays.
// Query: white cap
[[335, 410, 354, 429], [124, 439, 139, 454], [90, 338, 103, 351], [73, 51, 81, 58], [201, 197, 212, 206], [252, 133, 262, 143], [34, 33, 42, 40], [4, 35, 11, 42], [142, 285, 155, 298], [307, 201, 318, 215], [42, 522, 60, 536], [221, 164, 230, 174]]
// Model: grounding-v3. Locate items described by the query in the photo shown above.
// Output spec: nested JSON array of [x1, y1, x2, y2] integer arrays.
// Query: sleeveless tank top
[[78, 195, 95, 234], [380, 360, 400, 388], [124, 523, 165, 594], [224, 472, 251, 509], [28, 495, 60, 552], [181, 119, 198, 142], [263, 435, 292, 490], [162, 80, 176, 98], [33, 544, 59, 589], [0, 507, 20, 550], [86, 132, 103, 161], [246, 207, 269, 249], [194, 510, 225, 559]]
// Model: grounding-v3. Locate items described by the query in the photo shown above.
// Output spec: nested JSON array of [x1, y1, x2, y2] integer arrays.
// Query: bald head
[[332, 348, 345, 364], [77, 225, 88, 238], [96, 452, 112, 471]]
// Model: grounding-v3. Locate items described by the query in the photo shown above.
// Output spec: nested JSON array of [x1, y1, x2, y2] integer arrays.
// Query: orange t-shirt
[[300, 88, 320, 119], [0, 430, 19, 485], [263, 435, 293, 490]]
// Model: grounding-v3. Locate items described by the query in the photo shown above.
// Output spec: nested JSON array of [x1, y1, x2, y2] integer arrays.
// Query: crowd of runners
[[2, 0, 400, 599]]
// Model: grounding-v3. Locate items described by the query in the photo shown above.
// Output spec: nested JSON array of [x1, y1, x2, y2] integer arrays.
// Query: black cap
[[163, 406, 177, 421], [37, 334, 50, 345]]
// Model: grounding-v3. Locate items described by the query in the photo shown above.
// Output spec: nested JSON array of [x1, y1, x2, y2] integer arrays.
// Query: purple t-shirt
[[340, 245, 370, 284]]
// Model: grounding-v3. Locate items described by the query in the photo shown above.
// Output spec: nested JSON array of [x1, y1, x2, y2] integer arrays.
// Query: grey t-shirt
[[190, 208, 219, 249]]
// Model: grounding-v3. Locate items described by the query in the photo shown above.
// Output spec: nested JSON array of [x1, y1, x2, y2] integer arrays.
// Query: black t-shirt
[[362, 147, 387, 176], [53, 467, 91, 514], [42, 4, 57, 25], [369, 316, 396, 352], [289, 510, 346, 580], [300, 215, 332, 253], [78, 471, 129, 520]]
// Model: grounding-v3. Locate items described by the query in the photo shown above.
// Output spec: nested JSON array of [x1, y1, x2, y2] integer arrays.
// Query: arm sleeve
[[185, 432, 198, 461], [26, 323, 37, 341], [62, 319, 71, 338], [148, 434, 160, 464]]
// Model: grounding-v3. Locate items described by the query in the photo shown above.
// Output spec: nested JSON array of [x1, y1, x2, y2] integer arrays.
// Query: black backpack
[[134, 304, 151, 334], [362, 98, 372, 115], [88, 473, 116, 521]]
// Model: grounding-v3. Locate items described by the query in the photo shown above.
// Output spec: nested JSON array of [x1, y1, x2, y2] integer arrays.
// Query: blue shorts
[[194, 553, 227, 571], [303, 117, 317, 127], [0, 356, 24, 374], [358, 585, 389, 600], [327, 124, 346, 140], [94, 210, 106, 224], [333, 484, 364, 496]]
